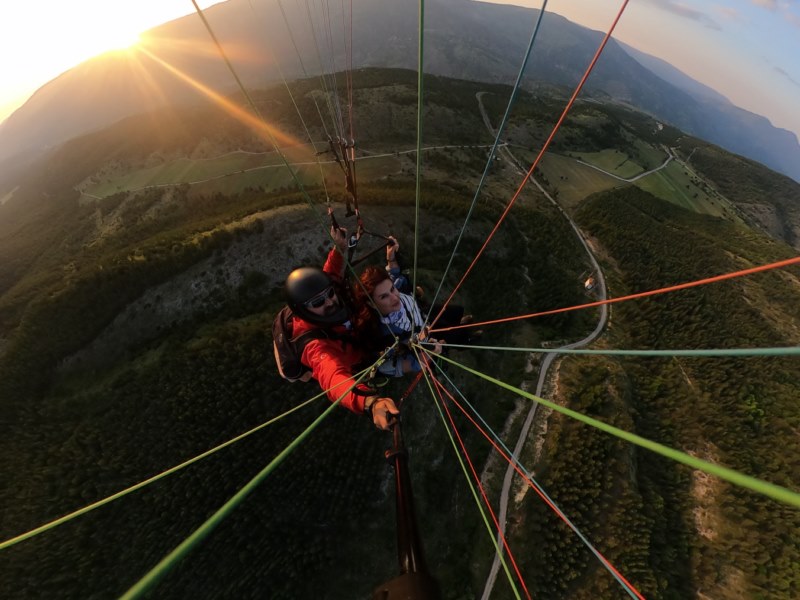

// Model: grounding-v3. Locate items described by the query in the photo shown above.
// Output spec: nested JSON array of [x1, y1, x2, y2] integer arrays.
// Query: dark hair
[[351, 266, 392, 351]]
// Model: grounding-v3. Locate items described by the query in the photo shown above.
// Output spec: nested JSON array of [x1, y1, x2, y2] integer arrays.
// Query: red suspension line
[[431, 365, 646, 600], [431, 254, 800, 334], [347, 0, 355, 142], [430, 0, 631, 329], [426, 363, 532, 600]]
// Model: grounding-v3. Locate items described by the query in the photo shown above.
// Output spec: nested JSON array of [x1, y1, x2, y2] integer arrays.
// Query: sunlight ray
[[138, 45, 305, 152]]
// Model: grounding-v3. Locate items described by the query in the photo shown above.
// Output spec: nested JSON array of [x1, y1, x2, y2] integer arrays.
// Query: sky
[[487, 0, 800, 141], [0, 1, 224, 124], [1, 0, 799, 142]]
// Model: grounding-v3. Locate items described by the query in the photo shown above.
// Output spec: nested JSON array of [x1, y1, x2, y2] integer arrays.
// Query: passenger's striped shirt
[[380, 292, 424, 336]]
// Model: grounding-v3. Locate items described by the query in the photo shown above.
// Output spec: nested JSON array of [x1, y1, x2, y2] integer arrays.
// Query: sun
[[114, 31, 141, 51], [103, 31, 142, 53], [77, 23, 144, 57]]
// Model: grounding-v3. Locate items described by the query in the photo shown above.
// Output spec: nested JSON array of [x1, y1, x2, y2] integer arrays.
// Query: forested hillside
[[674, 138, 800, 249], [503, 188, 799, 600], [1, 69, 798, 599]]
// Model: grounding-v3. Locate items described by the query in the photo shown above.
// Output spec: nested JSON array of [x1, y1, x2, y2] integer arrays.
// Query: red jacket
[[294, 248, 368, 414]]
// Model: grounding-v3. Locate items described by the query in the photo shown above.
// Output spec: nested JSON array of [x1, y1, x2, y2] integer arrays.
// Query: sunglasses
[[305, 287, 336, 308]]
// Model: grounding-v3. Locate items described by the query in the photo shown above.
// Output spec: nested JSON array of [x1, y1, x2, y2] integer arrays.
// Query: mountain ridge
[[1, 0, 798, 183]]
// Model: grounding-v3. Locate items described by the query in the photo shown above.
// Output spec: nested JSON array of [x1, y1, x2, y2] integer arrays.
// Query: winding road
[[475, 91, 613, 598]]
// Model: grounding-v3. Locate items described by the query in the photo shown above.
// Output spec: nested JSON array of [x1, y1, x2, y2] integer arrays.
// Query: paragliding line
[[411, 0, 426, 334], [430, 362, 645, 600], [120, 357, 388, 599], [0, 368, 374, 551], [430, 0, 630, 329], [431, 255, 800, 334], [424, 0, 550, 326], [429, 371, 533, 599], [422, 343, 800, 358], [416, 352, 524, 599], [421, 347, 800, 509]]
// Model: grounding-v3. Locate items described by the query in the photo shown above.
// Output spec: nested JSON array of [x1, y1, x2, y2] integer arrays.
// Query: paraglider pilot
[[283, 227, 400, 430]]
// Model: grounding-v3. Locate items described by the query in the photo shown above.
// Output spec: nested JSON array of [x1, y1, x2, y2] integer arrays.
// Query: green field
[[567, 138, 669, 178], [537, 152, 621, 210], [81, 150, 403, 199], [533, 148, 744, 223], [572, 148, 644, 178], [634, 159, 741, 220]]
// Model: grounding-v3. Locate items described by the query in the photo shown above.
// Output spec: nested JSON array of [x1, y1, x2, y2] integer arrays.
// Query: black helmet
[[286, 267, 349, 326]]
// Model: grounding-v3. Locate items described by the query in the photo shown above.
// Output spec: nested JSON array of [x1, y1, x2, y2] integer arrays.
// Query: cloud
[[785, 10, 800, 29], [640, 0, 722, 30], [714, 6, 743, 21], [751, 0, 778, 10], [750, 1, 800, 29], [775, 66, 800, 87]]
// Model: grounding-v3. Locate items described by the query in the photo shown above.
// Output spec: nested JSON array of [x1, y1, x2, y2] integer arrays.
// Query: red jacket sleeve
[[301, 338, 366, 414], [323, 247, 346, 282]]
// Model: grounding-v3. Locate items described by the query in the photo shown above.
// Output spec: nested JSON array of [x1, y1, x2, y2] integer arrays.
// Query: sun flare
[[92, 28, 142, 55], [109, 31, 141, 52]]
